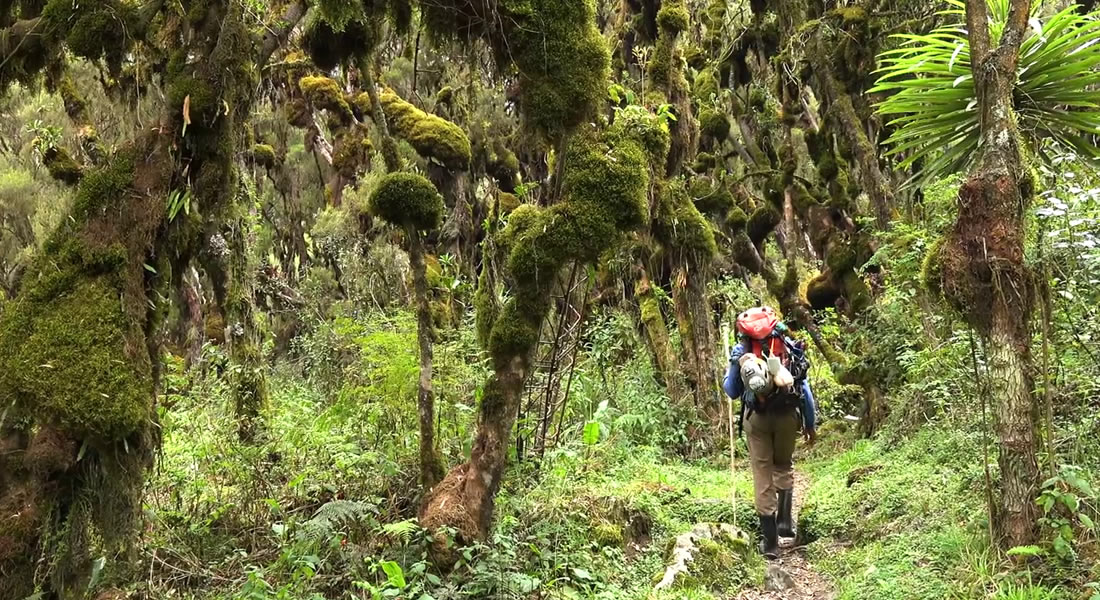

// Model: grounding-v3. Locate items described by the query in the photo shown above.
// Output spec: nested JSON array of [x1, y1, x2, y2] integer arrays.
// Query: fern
[[296, 499, 379, 544], [380, 518, 419, 542]]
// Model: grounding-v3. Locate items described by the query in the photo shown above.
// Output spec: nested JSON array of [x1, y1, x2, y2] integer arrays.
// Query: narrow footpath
[[735, 473, 837, 600]]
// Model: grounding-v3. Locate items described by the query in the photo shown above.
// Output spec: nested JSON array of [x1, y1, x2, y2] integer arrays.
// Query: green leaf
[[1079, 513, 1095, 530], [582, 421, 600, 445], [379, 561, 406, 589]]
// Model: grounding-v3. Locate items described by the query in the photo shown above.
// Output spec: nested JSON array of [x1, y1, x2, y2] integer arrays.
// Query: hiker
[[723, 306, 817, 560]]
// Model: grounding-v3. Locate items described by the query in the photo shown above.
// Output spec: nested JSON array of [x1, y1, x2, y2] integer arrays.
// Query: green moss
[[656, 2, 689, 34], [331, 126, 373, 178], [299, 76, 353, 122], [746, 205, 779, 245], [693, 69, 719, 100], [248, 144, 278, 169], [610, 105, 671, 170], [593, 523, 624, 547], [790, 182, 818, 213], [369, 172, 445, 231], [379, 90, 472, 170], [832, 6, 867, 25], [825, 244, 857, 273], [43, 0, 137, 72], [498, 192, 520, 215], [692, 152, 716, 172], [726, 206, 748, 231], [840, 269, 872, 313], [683, 45, 706, 70], [698, 108, 730, 141], [43, 147, 82, 185], [302, 14, 377, 70], [749, 86, 767, 113], [435, 85, 454, 105], [474, 264, 498, 350], [0, 275, 152, 441], [921, 236, 947, 298], [654, 180, 717, 260], [806, 273, 840, 310], [691, 181, 734, 217], [817, 153, 838, 181], [71, 154, 135, 223], [58, 76, 87, 122], [504, 0, 610, 140], [488, 297, 541, 359]]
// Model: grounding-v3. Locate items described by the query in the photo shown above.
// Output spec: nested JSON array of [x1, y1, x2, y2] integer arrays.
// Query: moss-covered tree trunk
[[0, 3, 304, 592], [408, 227, 446, 491], [935, 0, 1039, 548], [671, 262, 720, 432], [635, 268, 688, 404]]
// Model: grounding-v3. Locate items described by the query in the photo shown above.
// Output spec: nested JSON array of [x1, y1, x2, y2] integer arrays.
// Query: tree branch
[[258, 0, 308, 68], [965, 0, 991, 66], [999, 0, 1031, 56]]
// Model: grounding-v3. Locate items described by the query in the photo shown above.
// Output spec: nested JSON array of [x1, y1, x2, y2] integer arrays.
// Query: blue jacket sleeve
[[800, 378, 816, 431], [723, 342, 747, 399]]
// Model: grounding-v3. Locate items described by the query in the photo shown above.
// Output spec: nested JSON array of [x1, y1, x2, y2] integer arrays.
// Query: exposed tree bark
[[938, 0, 1039, 548], [671, 262, 721, 433], [409, 227, 446, 491]]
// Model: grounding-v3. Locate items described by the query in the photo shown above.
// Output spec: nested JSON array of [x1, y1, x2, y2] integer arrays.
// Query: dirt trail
[[734, 472, 837, 600]]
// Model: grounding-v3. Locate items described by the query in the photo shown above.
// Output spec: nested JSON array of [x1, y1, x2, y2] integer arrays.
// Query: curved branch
[[259, 0, 308, 68]]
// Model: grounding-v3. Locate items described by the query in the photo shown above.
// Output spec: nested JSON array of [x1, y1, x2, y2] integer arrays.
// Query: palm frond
[[874, 0, 1100, 187]]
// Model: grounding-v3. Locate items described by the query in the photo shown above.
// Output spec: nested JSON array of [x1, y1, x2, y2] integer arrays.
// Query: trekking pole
[[722, 322, 737, 530]]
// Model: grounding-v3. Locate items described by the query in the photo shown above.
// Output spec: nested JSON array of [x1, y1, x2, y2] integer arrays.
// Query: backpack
[[735, 308, 811, 410]]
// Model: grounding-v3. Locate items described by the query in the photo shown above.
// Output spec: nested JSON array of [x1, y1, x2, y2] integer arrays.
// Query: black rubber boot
[[758, 514, 779, 559], [777, 488, 796, 538]]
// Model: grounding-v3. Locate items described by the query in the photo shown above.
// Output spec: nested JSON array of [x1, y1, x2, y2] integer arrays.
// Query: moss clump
[[0, 276, 152, 441], [825, 244, 857, 273], [746, 205, 780, 245], [654, 180, 718, 259], [692, 152, 716, 172], [71, 153, 135, 222], [611, 105, 672, 169], [43, 147, 82, 184], [749, 85, 767, 113], [299, 76, 353, 123], [656, 2, 689, 34], [698, 109, 730, 142], [691, 181, 734, 218], [726, 206, 748, 231], [248, 144, 278, 169], [58, 76, 87, 122], [594, 523, 624, 547], [683, 45, 707, 70], [369, 172, 445, 231], [497, 192, 520, 215], [806, 273, 840, 310], [490, 144, 523, 190], [43, 0, 137, 73], [840, 269, 872, 313], [301, 13, 376, 70], [435, 85, 454, 105], [693, 69, 719, 100], [331, 126, 373, 178], [379, 90, 471, 170], [921, 236, 947, 298]]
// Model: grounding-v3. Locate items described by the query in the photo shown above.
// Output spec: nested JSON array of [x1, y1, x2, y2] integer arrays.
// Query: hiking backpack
[[735, 307, 810, 384]]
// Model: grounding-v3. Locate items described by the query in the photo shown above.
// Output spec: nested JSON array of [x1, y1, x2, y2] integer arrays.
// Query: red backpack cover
[[736, 307, 785, 362]]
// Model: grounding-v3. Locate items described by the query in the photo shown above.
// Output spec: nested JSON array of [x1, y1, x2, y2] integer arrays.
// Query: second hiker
[[723, 306, 817, 560]]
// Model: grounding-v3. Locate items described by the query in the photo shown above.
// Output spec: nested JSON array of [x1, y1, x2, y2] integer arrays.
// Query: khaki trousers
[[745, 407, 799, 515]]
